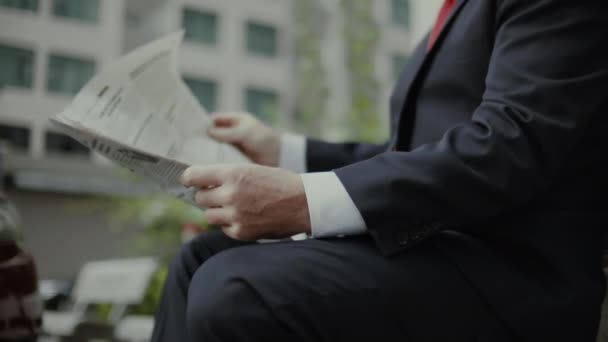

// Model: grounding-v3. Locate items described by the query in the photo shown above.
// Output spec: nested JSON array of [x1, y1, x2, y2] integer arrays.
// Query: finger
[[211, 113, 241, 128], [181, 165, 228, 187], [222, 224, 253, 241], [205, 208, 233, 226], [194, 187, 227, 208], [207, 125, 247, 144]]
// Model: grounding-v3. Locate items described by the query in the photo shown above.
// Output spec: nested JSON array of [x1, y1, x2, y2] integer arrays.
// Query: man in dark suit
[[151, 0, 608, 340]]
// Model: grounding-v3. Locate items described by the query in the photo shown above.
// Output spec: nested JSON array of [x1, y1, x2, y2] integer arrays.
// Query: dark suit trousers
[[151, 230, 512, 341]]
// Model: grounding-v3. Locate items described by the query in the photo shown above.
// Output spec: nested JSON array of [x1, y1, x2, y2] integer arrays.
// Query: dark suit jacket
[[306, 0, 608, 340]]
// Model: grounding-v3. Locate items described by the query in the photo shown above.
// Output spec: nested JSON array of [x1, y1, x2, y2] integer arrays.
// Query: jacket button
[[397, 232, 409, 246]]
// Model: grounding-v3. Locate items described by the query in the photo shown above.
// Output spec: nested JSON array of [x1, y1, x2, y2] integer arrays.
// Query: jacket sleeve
[[306, 139, 389, 172], [334, 0, 608, 254]]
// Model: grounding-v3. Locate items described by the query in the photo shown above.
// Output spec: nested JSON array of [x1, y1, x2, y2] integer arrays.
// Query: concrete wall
[[411, 0, 444, 44], [7, 190, 142, 280]]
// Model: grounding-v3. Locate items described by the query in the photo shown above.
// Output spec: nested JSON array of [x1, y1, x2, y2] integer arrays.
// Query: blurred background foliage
[[293, 0, 383, 142], [109, 196, 207, 262], [103, 195, 207, 315], [293, 0, 329, 137], [340, 0, 382, 143]]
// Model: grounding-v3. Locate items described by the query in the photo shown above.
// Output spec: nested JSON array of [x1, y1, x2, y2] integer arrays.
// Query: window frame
[[46, 52, 96, 96], [44, 130, 91, 158], [183, 76, 219, 113], [391, 0, 411, 29], [182, 7, 219, 46], [244, 86, 279, 122], [0, 42, 35, 89], [0, 122, 31, 151], [245, 21, 279, 58], [51, 0, 100, 23], [0, 0, 38, 12]]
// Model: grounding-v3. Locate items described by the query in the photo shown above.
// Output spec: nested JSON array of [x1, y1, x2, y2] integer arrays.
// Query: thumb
[[222, 224, 248, 241]]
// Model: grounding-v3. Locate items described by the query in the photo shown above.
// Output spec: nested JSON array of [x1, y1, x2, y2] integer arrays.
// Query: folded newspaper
[[50, 31, 249, 204]]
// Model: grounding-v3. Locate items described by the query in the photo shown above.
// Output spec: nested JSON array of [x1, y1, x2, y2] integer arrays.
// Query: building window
[[183, 8, 218, 45], [0, 124, 30, 150], [184, 77, 218, 112], [0, 44, 34, 89], [246, 22, 278, 58], [45, 131, 90, 157], [391, 0, 410, 29], [52, 0, 99, 22], [245, 87, 278, 121], [392, 54, 409, 78], [0, 0, 38, 11], [47, 54, 95, 95]]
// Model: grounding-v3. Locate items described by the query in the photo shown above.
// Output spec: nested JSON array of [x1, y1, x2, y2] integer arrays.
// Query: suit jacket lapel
[[394, 0, 469, 149]]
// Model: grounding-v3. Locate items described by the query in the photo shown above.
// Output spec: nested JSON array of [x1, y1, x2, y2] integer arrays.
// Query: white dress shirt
[[279, 134, 368, 238]]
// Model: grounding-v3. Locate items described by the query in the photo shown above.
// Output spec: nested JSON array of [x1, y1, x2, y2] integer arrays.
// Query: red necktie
[[427, 0, 457, 52]]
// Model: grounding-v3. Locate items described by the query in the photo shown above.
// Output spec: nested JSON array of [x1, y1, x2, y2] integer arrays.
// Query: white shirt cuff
[[301, 172, 368, 238], [279, 133, 307, 173]]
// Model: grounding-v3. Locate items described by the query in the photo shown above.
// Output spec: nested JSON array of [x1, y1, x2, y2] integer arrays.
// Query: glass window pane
[[184, 77, 218, 112], [0, 0, 38, 11], [392, 54, 408, 78], [245, 88, 278, 122], [183, 8, 218, 45], [0, 44, 34, 89], [47, 54, 95, 95], [52, 0, 99, 22], [0, 123, 30, 150], [246, 22, 277, 57], [45, 131, 90, 157], [391, 0, 410, 29]]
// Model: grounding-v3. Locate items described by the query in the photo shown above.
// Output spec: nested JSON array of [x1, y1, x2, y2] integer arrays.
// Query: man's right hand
[[207, 112, 281, 167]]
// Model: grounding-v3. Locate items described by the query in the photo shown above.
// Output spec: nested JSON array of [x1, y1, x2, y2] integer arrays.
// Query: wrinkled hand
[[208, 112, 281, 167], [181, 164, 311, 241]]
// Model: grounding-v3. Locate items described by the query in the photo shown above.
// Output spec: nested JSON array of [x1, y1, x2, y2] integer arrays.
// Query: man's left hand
[[181, 164, 311, 241]]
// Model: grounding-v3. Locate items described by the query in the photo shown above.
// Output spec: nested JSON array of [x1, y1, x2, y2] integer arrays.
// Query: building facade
[[0, 0, 139, 280], [124, 0, 295, 124], [0, 0, 441, 279], [0, 0, 124, 160]]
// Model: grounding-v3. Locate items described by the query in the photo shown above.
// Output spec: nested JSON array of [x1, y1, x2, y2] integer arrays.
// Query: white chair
[[42, 257, 157, 339], [114, 315, 155, 342]]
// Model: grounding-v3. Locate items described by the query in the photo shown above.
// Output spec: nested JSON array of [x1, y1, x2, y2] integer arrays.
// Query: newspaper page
[[51, 31, 249, 204]]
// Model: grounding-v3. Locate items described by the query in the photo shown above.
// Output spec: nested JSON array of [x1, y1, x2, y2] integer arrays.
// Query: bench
[[42, 257, 157, 341]]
